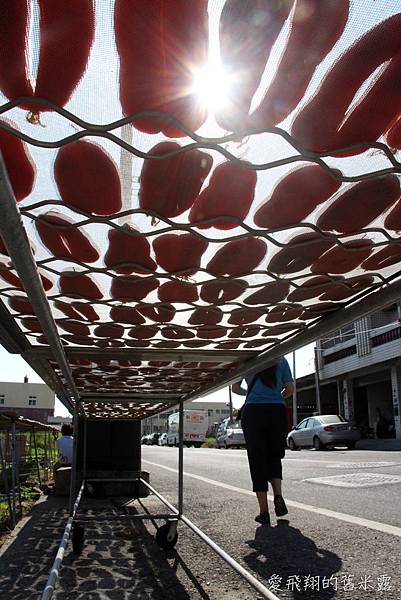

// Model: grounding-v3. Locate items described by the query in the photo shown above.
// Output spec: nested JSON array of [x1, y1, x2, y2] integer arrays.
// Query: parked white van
[[167, 409, 207, 447]]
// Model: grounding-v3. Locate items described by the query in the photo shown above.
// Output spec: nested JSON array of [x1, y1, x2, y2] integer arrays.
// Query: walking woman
[[232, 358, 294, 525]]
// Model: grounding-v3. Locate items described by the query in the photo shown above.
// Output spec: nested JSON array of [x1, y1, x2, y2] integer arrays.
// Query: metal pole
[[228, 386, 233, 422], [179, 513, 280, 600], [32, 426, 41, 485], [0, 153, 77, 412], [28, 430, 32, 458], [40, 481, 85, 600], [140, 478, 280, 600], [14, 428, 22, 514], [69, 410, 79, 516], [292, 351, 298, 427], [44, 430, 48, 481], [0, 432, 14, 528], [314, 345, 322, 414], [11, 423, 17, 522], [337, 379, 343, 416], [51, 432, 56, 470], [82, 420, 88, 482], [178, 399, 184, 516]]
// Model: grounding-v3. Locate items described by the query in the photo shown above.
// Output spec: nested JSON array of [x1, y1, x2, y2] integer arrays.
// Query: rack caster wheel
[[72, 521, 85, 555], [155, 521, 178, 550]]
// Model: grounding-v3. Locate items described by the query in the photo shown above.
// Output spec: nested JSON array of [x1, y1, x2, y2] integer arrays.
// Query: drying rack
[[0, 2, 400, 598]]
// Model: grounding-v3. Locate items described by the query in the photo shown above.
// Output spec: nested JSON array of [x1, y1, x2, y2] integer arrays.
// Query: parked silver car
[[287, 415, 360, 451], [216, 418, 246, 449]]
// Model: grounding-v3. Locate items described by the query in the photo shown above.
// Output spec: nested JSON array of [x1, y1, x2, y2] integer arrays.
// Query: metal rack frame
[[40, 399, 281, 600], [0, 98, 401, 598]]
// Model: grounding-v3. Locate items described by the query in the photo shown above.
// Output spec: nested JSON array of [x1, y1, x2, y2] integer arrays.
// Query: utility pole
[[292, 350, 298, 426], [228, 385, 233, 422], [314, 344, 322, 414]]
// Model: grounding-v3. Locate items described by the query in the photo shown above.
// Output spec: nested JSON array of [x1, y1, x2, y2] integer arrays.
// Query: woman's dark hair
[[257, 364, 277, 388], [61, 423, 73, 436]]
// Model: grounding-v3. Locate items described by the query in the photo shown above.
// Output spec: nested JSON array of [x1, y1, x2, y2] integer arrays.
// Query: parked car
[[148, 432, 161, 445], [216, 418, 246, 449], [141, 434, 150, 445], [287, 415, 360, 451], [158, 433, 168, 446]]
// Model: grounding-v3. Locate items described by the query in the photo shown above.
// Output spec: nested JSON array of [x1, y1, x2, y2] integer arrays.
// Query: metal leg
[[32, 426, 41, 485], [139, 478, 280, 600], [69, 409, 79, 516], [11, 423, 17, 522], [14, 427, 22, 514], [167, 399, 184, 543], [0, 432, 14, 528], [40, 481, 85, 600], [178, 399, 184, 516], [28, 431, 32, 458], [82, 420, 87, 482], [44, 431, 48, 481], [50, 433, 56, 471]]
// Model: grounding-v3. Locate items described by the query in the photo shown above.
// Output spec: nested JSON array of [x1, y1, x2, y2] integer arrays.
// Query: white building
[[141, 399, 232, 434], [0, 377, 55, 424], [317, 304, 401, 440]]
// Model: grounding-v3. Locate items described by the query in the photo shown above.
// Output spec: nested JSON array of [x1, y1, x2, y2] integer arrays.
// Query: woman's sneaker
[[274, 495, 288, 517], [255, 511, 270, 525]]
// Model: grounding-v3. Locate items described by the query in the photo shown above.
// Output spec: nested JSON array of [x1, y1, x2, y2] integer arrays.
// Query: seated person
[[54, 423, 74, 473]]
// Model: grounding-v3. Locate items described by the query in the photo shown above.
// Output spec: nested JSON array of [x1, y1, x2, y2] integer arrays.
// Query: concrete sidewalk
[[355, 438, 401, 451]]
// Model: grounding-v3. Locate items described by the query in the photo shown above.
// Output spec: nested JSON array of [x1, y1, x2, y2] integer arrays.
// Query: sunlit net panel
[[0, 1, 401, 408], [77, 400, 176, 420], [48, 359, 242, 401]]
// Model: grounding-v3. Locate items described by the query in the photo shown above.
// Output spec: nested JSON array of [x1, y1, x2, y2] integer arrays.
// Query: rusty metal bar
[[0, 152, 78, 409]]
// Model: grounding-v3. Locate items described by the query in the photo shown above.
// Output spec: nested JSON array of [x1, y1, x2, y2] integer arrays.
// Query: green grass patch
[[202, 437, 217, 448]]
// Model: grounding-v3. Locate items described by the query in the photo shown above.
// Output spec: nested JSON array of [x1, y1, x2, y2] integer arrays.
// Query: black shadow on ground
[[0, 496, 211, 600], [243, 519, 342, 600]]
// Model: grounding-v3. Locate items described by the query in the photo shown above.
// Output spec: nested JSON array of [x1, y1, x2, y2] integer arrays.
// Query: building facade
[[141, 400, 232, 435], [0, 378, 55, 423], [316, 304, 401, 440]]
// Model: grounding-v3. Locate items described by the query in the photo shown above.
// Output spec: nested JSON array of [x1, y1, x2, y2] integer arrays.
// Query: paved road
[[1, 446, 400, 599], [143, 446, 401, 528], [140, 445, 401, 599]]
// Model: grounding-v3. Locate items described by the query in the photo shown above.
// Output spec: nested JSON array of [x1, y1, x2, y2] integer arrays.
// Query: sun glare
[[193, 63, 230, 110]]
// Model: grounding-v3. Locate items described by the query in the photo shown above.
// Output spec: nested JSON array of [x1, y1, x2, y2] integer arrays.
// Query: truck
[[166, 409, 207, 447]]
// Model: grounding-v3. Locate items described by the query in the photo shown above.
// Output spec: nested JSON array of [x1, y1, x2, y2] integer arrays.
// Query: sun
[[193, 62, 231, 110]]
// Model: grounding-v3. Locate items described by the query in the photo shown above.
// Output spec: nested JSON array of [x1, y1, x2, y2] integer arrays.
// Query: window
[[221, 409, 230, 415], [0, 398, 4, 405], [208, 409, 213, 416], [215, 409, 220, 415], [296, 419, 308, 430], [318, 415, 345, 424], [28, 398, 37, 406]]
